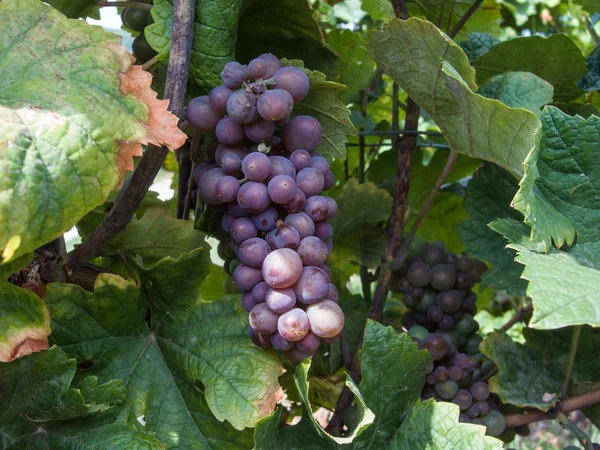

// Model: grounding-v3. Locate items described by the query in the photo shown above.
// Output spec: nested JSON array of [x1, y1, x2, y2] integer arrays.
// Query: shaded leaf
[[458, 32, 500, 62], [477, 72, 554, 117], [361, 0, 394, 20], [367, 18, 539, 178], [579, 43, 600, 91], [513, 106, 600, 248], [0, 0, 185, 263], [200, 263, 229, 302], [552, 102, 600, 119], [472, 34, 587, 102], [458, 163, 528, 295], [44, 0, 99, 19]]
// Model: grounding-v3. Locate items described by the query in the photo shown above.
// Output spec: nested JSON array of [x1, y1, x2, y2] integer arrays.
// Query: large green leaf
[[0, 0, 185, 264], [361, 0, 394, 20], [390, 399, 502, 449], [480, 331, 561, 411], [284, 60, 355, 161], [477, 72, 554, 117], [44, 0, 99, 19], [471, 34, 587, 102], [0, 346, 163, 449], [97, 206, 208, 266], [458, 163, 528, 295], [367, 18, 539, 178], [513, 106, 600, 248], [0, 282, 51, 362], [146, 0, 336, 92], [491, 218, 600, 329], [45, 251, 282, 448], [458, 33, 500, 62]]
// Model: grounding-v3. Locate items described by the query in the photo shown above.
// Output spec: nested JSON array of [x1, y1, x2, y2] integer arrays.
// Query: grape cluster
[[185, 54, 344, 362], [121, 5, 157, 64], [395, 242, 506, 437]]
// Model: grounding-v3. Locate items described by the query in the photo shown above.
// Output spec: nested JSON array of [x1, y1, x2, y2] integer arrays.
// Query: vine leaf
[[579, 44, 600, 91], [458, 163, 528, 295], [44, 0, 99, 19], [45, 250, 282, 447], [367, 18, 539, 178], [390, 399, 502, 449], [0, 346, 164, 449], [458, 32, 500, 62], [513, 106, 600, 248], [491, 218, 600, 329], [0, 282, 51, 362], [471, 34, 587, 102], [361, 0, 394, 21], [477, 72, 554, 117], [0, 0, 186, 264]]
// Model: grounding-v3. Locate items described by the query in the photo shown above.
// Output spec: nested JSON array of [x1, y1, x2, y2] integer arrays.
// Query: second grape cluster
[[186, 54, 344, 362]]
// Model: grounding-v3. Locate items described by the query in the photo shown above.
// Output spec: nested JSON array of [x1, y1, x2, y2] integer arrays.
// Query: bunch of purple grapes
[[394, 242, 507, 437], [185, 54, 344, 362]]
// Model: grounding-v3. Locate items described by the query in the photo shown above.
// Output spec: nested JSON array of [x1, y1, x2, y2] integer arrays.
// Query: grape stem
[[500, 301, 532, 332], [448, 0, 484, 38], [585, 17, 600, 45], [183, 130, 203, 220], [555, 410, 594, 450], [560, 325, 582, 398], [65, 0, 195, 269], [176, 142, 192, 219], [142, 55, 160, 71], [504, 388, 600, 428]]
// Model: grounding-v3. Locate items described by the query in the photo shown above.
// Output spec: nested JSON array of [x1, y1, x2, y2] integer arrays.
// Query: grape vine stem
[[561, 325, 582, 398], [504, 388, 600, 428], [556, 410, 594, 450], [65, 0, 195, 270]]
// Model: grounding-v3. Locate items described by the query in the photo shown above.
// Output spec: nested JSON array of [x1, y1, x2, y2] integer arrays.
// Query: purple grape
[[294, 266, 329, 304], [296, 168, 325, 198], [304, 195, 331, 221], [220, 153, 242, 175], [247, 57, 267, 79], [226, 90, 259, 124], [284, 212, 315, 239], [321, 333, 340, 344], [453, 353, 470, 369], [278, 308, 310, 341], [249, 328, 273, 349], [234, 264, 263, 291], [327, 284, 339, 302], [453, 389, 473, 410], [267, 156, 296, 181], [466, 403, 480, 418], [265, 229, 277, 249], [242, 291, 259, 312], [266, 287, 296, 313], [198, 168, 226, 205], [258, 53, 281, 78], [296, 332, 321, 353], [423, 334, 448, 361], [290, 150, 311, 171], [257, 89, 294, 121], [436, 290, 461, 313], [251, 281, 270, 303], [434, 380, 459, 400], [477, 400, 490, 416], [268, 175, 297, 204], [435, 366, 449, 381], [427, 305, 444, 323], [221, 61, 246, 89], [208, 85, 233, 114], [252, 206, 279, 232], [270, 331, 295, 351], [273, 225, 300, 249], [192, 163, 216, 186], [306, 300, 344, 338], [284, 347, 316, 362], [237, 181, 270, 212], [323, 197, 337, 220], [323, 169, 335, 190], [244, 119, 275, 143], [262, 248, 303, 288], [242, 152, 272, 181], [470, 382, 490, 401], [230, 217, 258, 243], [215, 143, 249, 165], [216, 116, 245, 145], [215, 176, 240, 203], [314, 222, 333, 241], [273, 66, 310, 102], [283, 115, 322, 151], [297, 236, 328, 266], [283, 189, 307, 213], [249, 303, 279, 334], [186, 95, 222, 131], [438, 314, 454, 331], [310, 156, 329, 174], [228, 201, 249, 218], [238, 237, 270, 268], [449, 365, 463, 381]]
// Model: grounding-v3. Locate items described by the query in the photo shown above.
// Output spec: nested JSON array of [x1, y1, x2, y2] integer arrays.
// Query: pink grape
[[208, 85, 233, 114], [283, 115, 322, 151], [314, 222, 333, 241], [242, 152, 272, 181], [284, 212, 315, 239], [296, 168, 325, 198], [216, 116, 245, 145], [251, 282, 270, 303], [258, 53, 281, 78], [249, 303, 279, 334], [234, 264, 263, 291], [186, 95, 222, 131], [251, 206, 279, 232], [247, 57, 267, 78], [198, 168, 226, 205], [289, 149, 311, 171], [238, 237, 270, 268], [226, 90, 259, 124], [296, 332, 321, 353], [237, 181, 270, 212], [294, 266, 330, 304], [266, 287, 296, 314], [273, 66, 310, 102], [230, 217, 258, 243], [277, 308, 310, 341], [267, 175, 297, 204], [262, 248, 303, 288], [245, 119, 275, 143], [297, 236, 328, 266], [270, 332, 295, 351], [257, 89, 294, 121], [215, 176, 240, 203], [273, 225, 300, 249], [306, 300, 345, 338], [283, 189, 307, 213]]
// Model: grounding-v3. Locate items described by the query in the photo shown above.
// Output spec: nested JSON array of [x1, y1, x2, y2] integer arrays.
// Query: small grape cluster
[[395, 242, 506, 437], [120, 5, 157, 64], [185, 54, 344, 362]]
